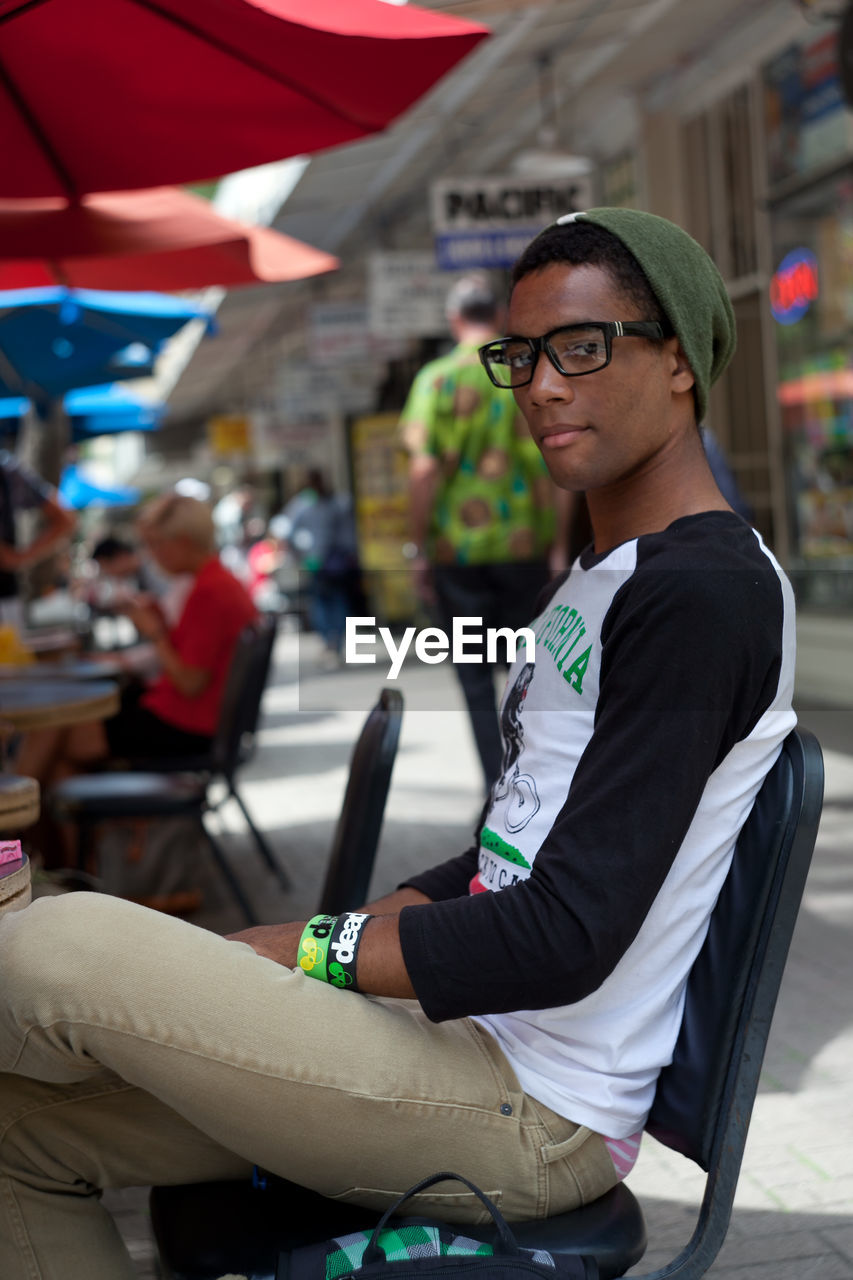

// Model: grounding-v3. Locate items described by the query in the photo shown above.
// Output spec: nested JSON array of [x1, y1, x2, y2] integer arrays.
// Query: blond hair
[[137, 492, 215, 553]]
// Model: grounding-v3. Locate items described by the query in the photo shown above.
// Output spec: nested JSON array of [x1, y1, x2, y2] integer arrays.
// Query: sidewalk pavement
[[95, 626, 853, 1277]]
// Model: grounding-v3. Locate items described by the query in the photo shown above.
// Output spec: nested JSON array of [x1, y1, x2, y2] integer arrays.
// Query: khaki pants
[[0, 894, 617, 1280]]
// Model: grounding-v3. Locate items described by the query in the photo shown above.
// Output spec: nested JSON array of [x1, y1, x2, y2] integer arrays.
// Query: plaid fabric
[[323, 1225, 557, 1280]]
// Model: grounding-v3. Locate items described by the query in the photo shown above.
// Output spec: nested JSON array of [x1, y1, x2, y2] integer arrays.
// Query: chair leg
[[197, 818, 259, 926], [228, 784, 291, 892]]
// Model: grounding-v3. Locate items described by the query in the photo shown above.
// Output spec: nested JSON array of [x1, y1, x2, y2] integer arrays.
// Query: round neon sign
[[770, 249, 819, 325]]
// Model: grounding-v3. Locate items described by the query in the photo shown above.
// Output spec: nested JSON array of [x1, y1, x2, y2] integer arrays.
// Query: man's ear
[[665, 337, 695, 395]]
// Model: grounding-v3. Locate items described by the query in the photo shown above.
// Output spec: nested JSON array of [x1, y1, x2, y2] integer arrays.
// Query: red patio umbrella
[[0, 187, 339, 291], [0, 0, 489, 198]]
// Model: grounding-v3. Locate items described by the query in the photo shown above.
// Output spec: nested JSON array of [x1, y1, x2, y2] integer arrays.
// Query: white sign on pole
[[368, 251, 462, 337], [430, 173, 595, 269], [250, 409, 335, 470], [309, 302, 372, 367], [274, 364, 338, 422]]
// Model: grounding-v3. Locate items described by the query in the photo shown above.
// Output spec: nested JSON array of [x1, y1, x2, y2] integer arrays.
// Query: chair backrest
[[316, 688, 404, 916], [235, 611, 279, 767], [642, 727, 824, 1277], [209, 616, 276, 778]]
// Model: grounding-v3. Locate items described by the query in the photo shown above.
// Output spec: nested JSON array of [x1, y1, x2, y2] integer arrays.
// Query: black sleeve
[[399, 559, 785, 1021]]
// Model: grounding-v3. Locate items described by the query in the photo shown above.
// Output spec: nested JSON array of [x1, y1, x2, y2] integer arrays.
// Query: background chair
[[48, 617, 286, 924], [122, 611, 283, 882], [149, 726, 824, 1280]]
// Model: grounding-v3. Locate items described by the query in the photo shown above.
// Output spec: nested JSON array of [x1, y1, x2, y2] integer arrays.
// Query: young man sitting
[[0, 211, 794, 1280]]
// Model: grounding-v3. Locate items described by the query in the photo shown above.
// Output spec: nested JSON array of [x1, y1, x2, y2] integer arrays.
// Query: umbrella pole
[[0, 342, 25, 396], [16, 395, 71, 607]]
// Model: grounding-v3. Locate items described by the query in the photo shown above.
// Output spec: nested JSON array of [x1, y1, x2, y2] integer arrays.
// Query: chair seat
[[150, 1177, 646, 1280], [49, 771, 207, 819]]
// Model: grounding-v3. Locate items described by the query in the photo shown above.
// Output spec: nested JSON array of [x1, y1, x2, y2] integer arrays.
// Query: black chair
[[315, 687, 404, 915], [47, 617, 289, 925], [124, 611, 284, 881], [149, 727, 823, 1280]]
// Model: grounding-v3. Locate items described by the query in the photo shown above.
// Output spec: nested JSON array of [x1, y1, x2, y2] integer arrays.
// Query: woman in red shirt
[[18, 492, 257, 788]]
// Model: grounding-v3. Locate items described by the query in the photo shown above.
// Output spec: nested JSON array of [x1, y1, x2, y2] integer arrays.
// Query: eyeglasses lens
[[485, 339, 534, 387], [548, 326, 608, 375]]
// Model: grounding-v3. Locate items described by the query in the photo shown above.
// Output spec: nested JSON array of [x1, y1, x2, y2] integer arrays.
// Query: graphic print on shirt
[[472, 663, 539, 894], [493, 662, 541, 832]]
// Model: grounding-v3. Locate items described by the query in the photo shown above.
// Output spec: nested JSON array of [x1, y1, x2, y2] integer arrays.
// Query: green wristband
[[298, 914, 337, 984]]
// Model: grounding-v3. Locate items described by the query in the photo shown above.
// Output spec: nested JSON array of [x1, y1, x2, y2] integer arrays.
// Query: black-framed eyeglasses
[[478, 321, 666, 389]]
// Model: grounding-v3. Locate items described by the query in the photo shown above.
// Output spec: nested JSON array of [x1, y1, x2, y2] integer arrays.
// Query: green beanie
[[557, 207, 736, 423]]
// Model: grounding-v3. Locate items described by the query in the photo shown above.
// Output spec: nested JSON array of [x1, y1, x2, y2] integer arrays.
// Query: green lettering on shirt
[[562, 644, 592, 693]]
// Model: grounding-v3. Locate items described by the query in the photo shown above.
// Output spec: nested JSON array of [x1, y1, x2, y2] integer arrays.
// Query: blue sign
[[435, 227, 544, 271]]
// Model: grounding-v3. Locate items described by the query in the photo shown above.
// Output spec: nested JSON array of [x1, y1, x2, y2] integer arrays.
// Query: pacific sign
[[430, 173, 595, 270]]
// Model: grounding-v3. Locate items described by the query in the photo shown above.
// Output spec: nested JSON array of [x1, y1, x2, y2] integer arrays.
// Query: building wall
[[629, 5, 853, 706]]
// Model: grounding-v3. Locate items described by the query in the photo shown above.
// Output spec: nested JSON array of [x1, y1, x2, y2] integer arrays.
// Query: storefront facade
[[763, 29, 853, 612], [631, 6, 853, 703]]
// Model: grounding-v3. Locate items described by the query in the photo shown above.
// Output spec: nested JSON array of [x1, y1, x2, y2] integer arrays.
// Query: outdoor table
[[0, 657, 126, 682], [0, 678, 119, 732], [19, 626, 81, 660]]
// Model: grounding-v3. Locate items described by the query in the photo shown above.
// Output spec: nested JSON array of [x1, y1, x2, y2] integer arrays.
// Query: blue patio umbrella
[[59, 462, 141, 510], [0, 383, 165, 442], [0, 397, 28, 422], [0, 287, 213, 399], [64, 383, 165, 439]]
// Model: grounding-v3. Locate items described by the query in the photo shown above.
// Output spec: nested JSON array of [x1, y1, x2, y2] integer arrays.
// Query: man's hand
[[225, 910, 419, 1000], [226, 920, 305, 967]]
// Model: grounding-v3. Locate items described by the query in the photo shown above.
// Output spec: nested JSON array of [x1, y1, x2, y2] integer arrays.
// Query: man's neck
[[587, 433, 732, 555]]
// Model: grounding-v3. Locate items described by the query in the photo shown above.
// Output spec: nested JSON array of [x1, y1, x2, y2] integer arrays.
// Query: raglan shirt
[[398, 512, 796, 1138]]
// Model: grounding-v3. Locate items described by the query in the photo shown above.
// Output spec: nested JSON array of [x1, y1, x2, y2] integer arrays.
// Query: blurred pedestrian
[[0, 449, 75, 628], [213, 483, 259, 583], [272, 469, 361, 667], [245, 518, 285, 612], [399, 273, 570, 792]]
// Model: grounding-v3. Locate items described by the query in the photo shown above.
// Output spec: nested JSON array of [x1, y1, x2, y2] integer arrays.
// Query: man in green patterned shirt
[[400, 274, 566, 792]]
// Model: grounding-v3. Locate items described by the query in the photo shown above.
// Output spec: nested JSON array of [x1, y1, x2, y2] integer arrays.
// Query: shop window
[[770, 172, 853, 607]]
